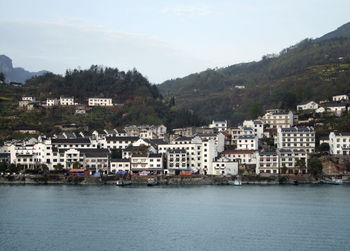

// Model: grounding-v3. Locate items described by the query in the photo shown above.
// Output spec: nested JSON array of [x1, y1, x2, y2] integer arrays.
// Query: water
[[0, 184, 350, 251]]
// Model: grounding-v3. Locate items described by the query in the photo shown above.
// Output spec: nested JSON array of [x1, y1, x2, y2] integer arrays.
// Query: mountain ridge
[[158, 22, 350, 124], [0, 55, 47, 83]]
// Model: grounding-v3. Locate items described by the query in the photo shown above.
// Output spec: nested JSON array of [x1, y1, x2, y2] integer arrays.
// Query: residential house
[[297, 101, 319, 111], [329, 132, 350, 155], [262, 111, 294, 128], [209, 120, 227, 132], [236, 135, 258, 150], [332, 94, 349, 102], [60, 96, 74, 106], [88, 98, 113, 107]]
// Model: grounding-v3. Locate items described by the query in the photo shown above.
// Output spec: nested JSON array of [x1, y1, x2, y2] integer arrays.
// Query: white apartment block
[[60, 96, 74, 106], [237, 135, 258, 150], [102, 136, 139, 150], [279, 149, 308, 174], [329, 132, 350, 155], [276, 127, 315, 153], [332, 94, 349, 102], [110, 159, 131, 173], [297, 101, 319, 111], [158, 136, 218, 175], [88, 98, 113, 107], [130, 153, 163, 174], [262, 111, 294, 128], [256, 152, 279, 174], [209, 120, 227, 132], [46, 98, 59, 106], [243, 120, 264, 139], [212, 156, 238, 176], [220, 150, 258, 165], [167, 149, 188, 174]]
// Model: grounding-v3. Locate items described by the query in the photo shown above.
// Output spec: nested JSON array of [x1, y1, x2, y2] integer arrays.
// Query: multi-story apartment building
[[130, 153, 163, 174], [329, 132, 350, 155], [237, 135, 258, 150], [242, 120, 264, 139], [256, 152, 279, 174], [167, 149, 189, 175], [279, 149, 307, 174], [220, 150, 258, 165], [276, 127, 315, 153], [262, 111, 294, 128], [102, 136, 139, 149], [88, 98, 113, 107], [110, 158, 131, 173], [209, 120, 227, 132]]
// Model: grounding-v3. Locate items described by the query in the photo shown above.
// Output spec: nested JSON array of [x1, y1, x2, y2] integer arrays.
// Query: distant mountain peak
[[0, 54, 48, 83], [316, 21, 350, 41]]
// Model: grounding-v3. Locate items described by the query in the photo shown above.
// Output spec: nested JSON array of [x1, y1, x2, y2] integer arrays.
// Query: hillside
[[159, 23, 350, 124], [0, 55, 47, 83], [0, 66, 204, 140]]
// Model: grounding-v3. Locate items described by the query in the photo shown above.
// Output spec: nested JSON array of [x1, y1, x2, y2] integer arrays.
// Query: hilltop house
[[88, 98, 113, 107], [209, 120, 227, 132], [60, 96, 74, 106], [332, 94, 349, 102], [262, 111, 294, 129], [297, 101, 318, 111]]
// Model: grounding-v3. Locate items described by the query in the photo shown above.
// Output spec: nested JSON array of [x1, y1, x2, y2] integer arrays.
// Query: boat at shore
[[320, 178, 343, 185], [116, 179, 132, 186], [228, 179, 242, 186], [147, 178, 158, 186]]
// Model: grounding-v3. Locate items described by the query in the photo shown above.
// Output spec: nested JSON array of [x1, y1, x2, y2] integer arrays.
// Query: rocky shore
[[1, 173, 346, 185]]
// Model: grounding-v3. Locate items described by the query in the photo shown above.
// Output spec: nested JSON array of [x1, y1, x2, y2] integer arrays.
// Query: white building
[[237, 135, 258, 150], [158, 136, 218, 175], [297, 101, 319, 111], [209, 120, 227, 132], [276, 127, 315, 153], [256, 152, 279, 174], [46, 98, 59, 107], [243, 120, 264, 139], [167, 149, 189, 175], [130, 153, 163, 174], [22, 97, 36, 102], [212, 156, 238, 176], [220, 150, 258, 165], [110, 159, 131, 173], [326, 103, 348, 115], [329, 132, 350, 155], [88, 98, 113, 107], [279, 149, 308, 174], [60, 96, 74, 106], [332, 94, 349, 102], [102, 136, 139, 150], [262, 111, 294, 129]]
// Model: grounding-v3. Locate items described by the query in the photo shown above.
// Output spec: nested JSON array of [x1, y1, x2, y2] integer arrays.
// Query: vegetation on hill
[[0, 67, 204, 140], [159, 28, 350, 124]]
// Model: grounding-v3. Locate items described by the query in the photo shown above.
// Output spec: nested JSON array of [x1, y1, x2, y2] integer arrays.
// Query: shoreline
[[0, 174, 347, 185]]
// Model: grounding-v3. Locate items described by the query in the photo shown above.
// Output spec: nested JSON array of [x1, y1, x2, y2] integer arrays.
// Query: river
[[0, 184, 349, 250]]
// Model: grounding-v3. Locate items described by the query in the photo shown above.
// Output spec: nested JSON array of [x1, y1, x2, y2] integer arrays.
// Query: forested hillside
[[0, 66, 204, 140], [159, 23, 350, 124]]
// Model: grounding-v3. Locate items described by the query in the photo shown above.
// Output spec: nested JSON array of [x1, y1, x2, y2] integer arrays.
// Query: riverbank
[[1, 173, 348, 185]]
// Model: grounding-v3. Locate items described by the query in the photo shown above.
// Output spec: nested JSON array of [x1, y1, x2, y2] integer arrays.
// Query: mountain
[[158, 22, 350, 124], [316, 22, 350, 41], [0, 55, 47, 83]]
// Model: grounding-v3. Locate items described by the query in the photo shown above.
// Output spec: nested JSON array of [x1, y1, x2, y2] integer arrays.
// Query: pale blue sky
[[0, 0, 349, 83]]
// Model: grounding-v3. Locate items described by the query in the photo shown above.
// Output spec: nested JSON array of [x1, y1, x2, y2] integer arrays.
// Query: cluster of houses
[[2, 93, 350, 176], [19, 96, 116, 112], [296, 94, 349, 116]]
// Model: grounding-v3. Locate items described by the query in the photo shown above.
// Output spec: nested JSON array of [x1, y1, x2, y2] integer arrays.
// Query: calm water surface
[[0, 184, 350, 251]]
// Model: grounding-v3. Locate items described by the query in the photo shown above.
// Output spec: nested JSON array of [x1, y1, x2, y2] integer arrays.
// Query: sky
[[0, 0, 350, 83]]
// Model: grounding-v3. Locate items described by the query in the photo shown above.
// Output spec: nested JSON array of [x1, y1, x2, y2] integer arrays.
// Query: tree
[[54, 163, 64, 171], [0, 162, 7, 172], [249, 102, 262, 119], [111, 149, 122, 159], [295, 159, 306, 173], [308, 157, 323, 176], [0, 72, 5, 83], [317, 143, 330, 152], [73, 161, 80, 169]]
